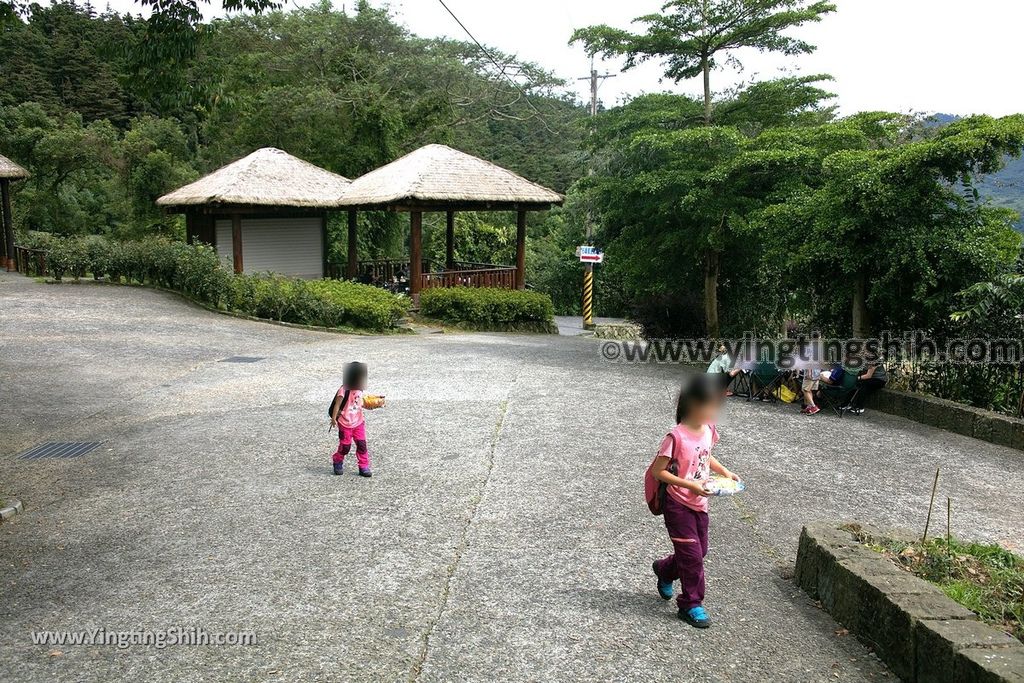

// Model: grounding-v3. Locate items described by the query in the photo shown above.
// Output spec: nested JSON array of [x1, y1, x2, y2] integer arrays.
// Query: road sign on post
[[576, 245, 604, 264], [577, 246, 604, 330]]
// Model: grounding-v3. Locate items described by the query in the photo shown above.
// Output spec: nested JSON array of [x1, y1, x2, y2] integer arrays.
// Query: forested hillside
[[0, 0, 585, 251]]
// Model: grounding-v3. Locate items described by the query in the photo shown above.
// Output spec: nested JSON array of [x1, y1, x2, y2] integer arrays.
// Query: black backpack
[[328, 388, 351, 419]]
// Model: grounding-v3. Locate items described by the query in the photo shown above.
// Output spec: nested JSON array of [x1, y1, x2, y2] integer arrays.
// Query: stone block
[[916, 618, 1023, 683]]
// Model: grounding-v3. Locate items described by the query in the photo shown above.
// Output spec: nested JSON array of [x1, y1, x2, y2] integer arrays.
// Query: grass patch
[[849, 527, 1023, 642]]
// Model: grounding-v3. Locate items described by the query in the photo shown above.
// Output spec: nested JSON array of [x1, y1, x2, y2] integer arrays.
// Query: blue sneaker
[[652, 561, 673, 600], [679, 605, 711, 629], [332, 461, 344, 476]]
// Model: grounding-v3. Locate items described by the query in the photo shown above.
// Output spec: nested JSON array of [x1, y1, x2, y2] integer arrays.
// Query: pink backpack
[[644, 430, 682, 516]]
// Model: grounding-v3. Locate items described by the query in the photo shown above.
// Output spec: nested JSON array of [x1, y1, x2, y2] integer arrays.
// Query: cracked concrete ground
[[1, 272, 1022, 682]]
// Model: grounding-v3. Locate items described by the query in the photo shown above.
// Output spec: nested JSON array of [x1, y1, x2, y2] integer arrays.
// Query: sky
[[99, 0, 1024, 117]]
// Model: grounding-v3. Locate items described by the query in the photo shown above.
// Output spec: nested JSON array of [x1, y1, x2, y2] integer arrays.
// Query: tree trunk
[[703, 248, 720, 337], [701, 54, 712, 125], [852, 272, 871, 338]]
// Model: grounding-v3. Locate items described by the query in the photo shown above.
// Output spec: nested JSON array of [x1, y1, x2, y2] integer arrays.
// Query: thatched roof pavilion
[[158, 147, 351, 211], [339, 144, 564, 294], [0, 153, 29, 271], [158, 148, 351, 278]]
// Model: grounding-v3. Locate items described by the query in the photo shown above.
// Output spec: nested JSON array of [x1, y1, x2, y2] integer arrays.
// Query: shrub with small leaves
[[419, 287, 555, 332]]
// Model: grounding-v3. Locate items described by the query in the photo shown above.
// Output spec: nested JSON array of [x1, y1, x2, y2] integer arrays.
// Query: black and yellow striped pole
[[582, 262, 595, 330]]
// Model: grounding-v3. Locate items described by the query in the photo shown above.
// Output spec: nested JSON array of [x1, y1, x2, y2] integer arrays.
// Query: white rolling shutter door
[[214, 217, 323, 279]]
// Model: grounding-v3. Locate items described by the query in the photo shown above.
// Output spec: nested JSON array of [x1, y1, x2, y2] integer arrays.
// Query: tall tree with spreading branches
[[571, 0, 836, 125], [571, 0, 835, 335]]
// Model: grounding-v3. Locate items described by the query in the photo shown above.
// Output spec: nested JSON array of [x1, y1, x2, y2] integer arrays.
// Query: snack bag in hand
[[363, 395, 386, 409]]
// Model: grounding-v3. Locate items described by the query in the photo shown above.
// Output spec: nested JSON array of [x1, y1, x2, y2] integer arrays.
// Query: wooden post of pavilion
[[515, 209, 527, 290], [346, 209, 358, 279], [0, 155, 30, 272], [410, 211, 423, 297], [445, 210, 455, 270], [1, 179, 14, 271], [231, 213, 243, 274]]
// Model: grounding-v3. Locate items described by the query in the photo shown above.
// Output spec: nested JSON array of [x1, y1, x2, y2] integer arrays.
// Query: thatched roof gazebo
[[339, 144, 563, 295], [0, 153, 29, 271], [158, 148, 351, 278]]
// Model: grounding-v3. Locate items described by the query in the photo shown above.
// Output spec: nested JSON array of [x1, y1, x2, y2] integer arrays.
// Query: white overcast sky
[[99, 0, 1024, 116]]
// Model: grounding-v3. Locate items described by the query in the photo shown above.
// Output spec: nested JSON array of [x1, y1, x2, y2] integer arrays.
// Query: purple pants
[[653, 496, 709, 610]]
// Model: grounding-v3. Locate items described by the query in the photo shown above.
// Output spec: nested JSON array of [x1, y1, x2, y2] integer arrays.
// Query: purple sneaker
[[358, 468, 372, 478]]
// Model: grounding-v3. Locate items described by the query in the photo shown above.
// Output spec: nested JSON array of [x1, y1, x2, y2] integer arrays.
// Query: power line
[[435, 0, 555, 133]]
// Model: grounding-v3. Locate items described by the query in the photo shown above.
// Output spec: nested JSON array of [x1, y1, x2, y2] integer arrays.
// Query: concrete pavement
[[1, 273, 1022, 682]]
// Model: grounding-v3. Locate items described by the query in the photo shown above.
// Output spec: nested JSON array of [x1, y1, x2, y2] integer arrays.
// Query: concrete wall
[[867, 389, 1024, 452], [796, 523, 1024, 682]]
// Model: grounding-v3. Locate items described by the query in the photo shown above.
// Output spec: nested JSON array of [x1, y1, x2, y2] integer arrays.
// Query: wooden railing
[[14, 246, 48, 277], [421, 266, 516, 290], [328, 258, 519, 290], [327, 259, 431, 282]]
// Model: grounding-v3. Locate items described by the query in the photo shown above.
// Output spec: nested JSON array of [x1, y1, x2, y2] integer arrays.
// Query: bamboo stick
[[922, 467, 940, 542]]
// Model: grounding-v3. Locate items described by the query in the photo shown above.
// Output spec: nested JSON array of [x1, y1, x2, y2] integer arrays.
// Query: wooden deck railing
[[421, 266, 516, 290], [14, 246, 48, 277], [327, 258, 432, 282]]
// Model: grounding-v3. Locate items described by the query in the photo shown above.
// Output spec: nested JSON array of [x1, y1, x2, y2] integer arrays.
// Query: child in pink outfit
[[650, 373, 742, 629], [329, 362, 384, 477]]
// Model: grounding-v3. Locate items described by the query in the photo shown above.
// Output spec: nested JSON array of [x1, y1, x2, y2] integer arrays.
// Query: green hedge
[[41, 236, 408, 332], [419, 287, 556, 332]]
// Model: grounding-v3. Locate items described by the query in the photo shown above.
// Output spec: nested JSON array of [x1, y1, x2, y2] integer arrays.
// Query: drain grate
[[220, 356, 264, 363], [18, 442, 102, 460]]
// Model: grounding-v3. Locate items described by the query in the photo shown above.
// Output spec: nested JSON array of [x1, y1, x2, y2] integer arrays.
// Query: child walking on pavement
[[649, 374, 741, 628], [329, 362, 384, 477]]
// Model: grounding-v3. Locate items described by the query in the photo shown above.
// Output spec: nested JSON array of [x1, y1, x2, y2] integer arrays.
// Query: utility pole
[[577, 57, 616, 118], [576, 59, 615, 330]]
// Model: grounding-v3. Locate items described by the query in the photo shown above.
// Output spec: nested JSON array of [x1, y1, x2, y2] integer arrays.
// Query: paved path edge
[[0, 500, 24, 524]]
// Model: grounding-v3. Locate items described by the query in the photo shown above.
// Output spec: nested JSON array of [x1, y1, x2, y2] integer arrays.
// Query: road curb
[[795, 522, 1024, 682], [0, 499, 24, 523]]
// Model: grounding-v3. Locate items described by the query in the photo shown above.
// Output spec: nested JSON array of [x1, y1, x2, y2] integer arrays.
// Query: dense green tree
[[0, 102, 120, 234], [572, 0, 835, 334], [581, 77, 837, 334], [762, 114, 1024, 336]]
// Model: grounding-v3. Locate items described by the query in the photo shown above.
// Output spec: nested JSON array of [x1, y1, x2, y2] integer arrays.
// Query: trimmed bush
[[419, 287, 556, 333], [306, 280, 410, 331], [38, 235, 408, 333], [48, 236, 90, 281]]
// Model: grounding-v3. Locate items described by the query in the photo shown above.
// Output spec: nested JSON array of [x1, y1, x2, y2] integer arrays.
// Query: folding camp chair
[[731, 367, 753, 399], [748, 361, 784, 403], [817, 369, 861, 417]]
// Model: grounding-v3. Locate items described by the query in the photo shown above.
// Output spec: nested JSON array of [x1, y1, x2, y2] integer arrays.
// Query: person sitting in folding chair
[[816, 363, 861, 417], [706, 344, 744, 396], [844, 360, 888, 415]]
